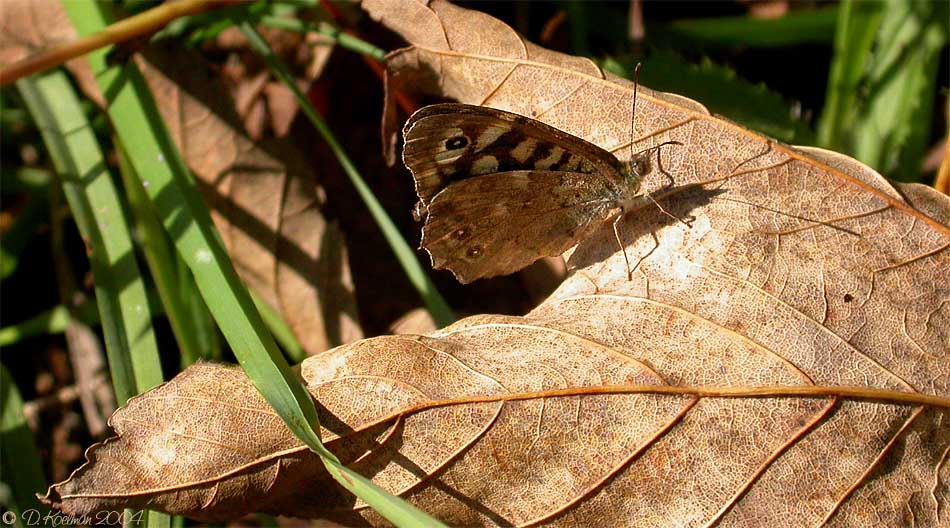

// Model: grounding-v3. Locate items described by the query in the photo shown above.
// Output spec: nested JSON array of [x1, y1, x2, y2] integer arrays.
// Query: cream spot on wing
[[511, 139, 537, 163], [440, 127, 464, 140], [407, 127, 462, 147], [475, 126, 507, 149], [536, 146, 565, 169], [510, 177, 531, 189], [472, 155, 499, 174], [434, 151, 464, 164], [561, 155, 582, 171]]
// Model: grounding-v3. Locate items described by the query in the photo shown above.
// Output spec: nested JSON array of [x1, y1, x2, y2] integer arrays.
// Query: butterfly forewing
[[421, 170, 619, 283], [402, 103, 649, 283], [402, 104, 626, 213]]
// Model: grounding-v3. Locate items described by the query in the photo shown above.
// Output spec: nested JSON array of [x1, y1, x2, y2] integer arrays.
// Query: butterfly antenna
[[635, 140, 683, 188], [630, 62, 642, 160], [612, 214, 633, 281]]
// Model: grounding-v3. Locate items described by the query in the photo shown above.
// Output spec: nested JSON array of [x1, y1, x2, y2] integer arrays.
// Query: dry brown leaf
[[0, 0, 362, 354], [215, 25, 334, 139], [136, 48, 362, 354], [42, 1, 949, 526], [388, 307, 438, 335], [231, 68, 271, 138], [0, 0, 102, 107]]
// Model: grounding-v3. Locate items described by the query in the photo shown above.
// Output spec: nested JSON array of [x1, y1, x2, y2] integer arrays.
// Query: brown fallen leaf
[[136, 47, 362, 354], [0, 0, 362, 355], [388, 307, 438, 335], [215, 25, 335, 139], [0, 0, 103, 106], [42, 1, 949, 526]]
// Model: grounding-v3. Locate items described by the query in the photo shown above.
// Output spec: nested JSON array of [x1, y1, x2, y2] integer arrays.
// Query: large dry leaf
[[0, 0, 362, 354], [43, 1, 949, 526], [136, 48, 362, 353], [215, 25, 335, 139], [0, 0, 103, 108]]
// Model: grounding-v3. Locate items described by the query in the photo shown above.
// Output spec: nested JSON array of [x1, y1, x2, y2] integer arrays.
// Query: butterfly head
[[621, 140, 683, 195], [619, 152, 651, 195], [625, 153, 651, 181]]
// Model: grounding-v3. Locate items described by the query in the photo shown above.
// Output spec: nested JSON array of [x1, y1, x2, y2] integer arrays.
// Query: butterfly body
[[402, 103, 650, 284]]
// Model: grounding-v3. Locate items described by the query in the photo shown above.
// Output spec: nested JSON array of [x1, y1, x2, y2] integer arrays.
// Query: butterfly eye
[[444, 136, 469, 150], [631, 155, 651, 176]]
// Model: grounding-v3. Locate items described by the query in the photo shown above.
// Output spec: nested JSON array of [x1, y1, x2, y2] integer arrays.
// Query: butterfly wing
[[421, 170, 620, 283], [402, 103, 625, 218]]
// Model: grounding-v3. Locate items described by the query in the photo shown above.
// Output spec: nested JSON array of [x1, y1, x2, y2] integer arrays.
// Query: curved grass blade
[[17, 71, 164, 402], [61, 2, 448, 525], [116, 143, 209, 367], [0, 364, 51, 525]]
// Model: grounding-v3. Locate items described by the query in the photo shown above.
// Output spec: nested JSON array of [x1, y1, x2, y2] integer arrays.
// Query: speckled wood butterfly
[[402, 98, 679, 284]]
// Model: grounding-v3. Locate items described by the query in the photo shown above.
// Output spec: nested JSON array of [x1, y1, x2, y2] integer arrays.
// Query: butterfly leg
[[631, 231, 661, 277], [612, 213, 634, 281], [576, 270, 603, 294]]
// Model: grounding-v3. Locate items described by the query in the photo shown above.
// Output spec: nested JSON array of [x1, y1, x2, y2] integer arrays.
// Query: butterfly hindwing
[[402, 104, 625, 216], [421, 170, 619, 283]]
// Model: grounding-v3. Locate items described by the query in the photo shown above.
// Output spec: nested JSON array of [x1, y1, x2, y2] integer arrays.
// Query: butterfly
[[402, 102, 680, 284]]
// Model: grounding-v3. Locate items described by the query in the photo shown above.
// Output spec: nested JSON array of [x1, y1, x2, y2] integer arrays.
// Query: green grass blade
[[251, 292, 305, 363], [16, 71, 164, 401], [321, 457, 450, 528], [235, 19, 452, 527], [257, 15, 386, 61], [0, 292, 165, 347], [116, 142, 206, 367], [145, 510, 171, 528], [177, 256, 221, 362], [61, 2, 449, 523], [0, 364, 51, 525], [0, 302, 99, 347], [236, 20, 456, 329], [816, 0, 885, 149], [61, 0, 321, 444], [661, 5, 839, 48], [852, 0, 947, 180]]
